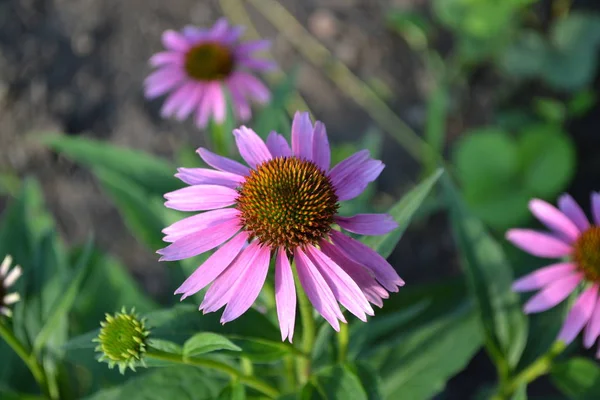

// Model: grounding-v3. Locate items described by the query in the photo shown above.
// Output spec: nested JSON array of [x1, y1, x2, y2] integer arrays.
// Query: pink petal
[[312, 121, 330, 172], [295, 247, 345, 331], [291, 111, 314, 161], [334, 159, 384, 201], [506, 229, 572, 258], [558, 284, 598, 344], [157, 219, 240, 261], [228, 82, 252, 122], [231, 72, 270, 103], [175, 83, 204, 121], [240, 58, 277, 71], [336, 214, 398, 236], [164, 185, 238, 211], [584, 296, 600, 348], [558, 194, 590, 231], [162, 208, 241, 242], [162, 30, 190, 52], [236, 40, 271, 56], [523, 273, 583, 313], [221, 26, 245, 44], [182, 25, 209, 42], [328, 150, 370, 185], [512, 262, 577, 292], [592, 192, 600, 226], [529, 199, 580, 243], [208, 83, 227, 124], [175, 168, 245, 189], [200, 241, 260, 313], [329, 230, 404, 292], [208, 18, 229, 40], [319, 240, 388, 308], [306, 245, 373, 321], [194, 84, 216, 128], [197, 148, 251, 176], [233, 126, 272, 169], [266, 132, 292, 158], [221, 244, 271, 323], [175, 231, 248, 298], [275, 249, 296, 342], [161, 83, 195, 118], [144, 68, 185, 99], [149, 51, 183, 67]]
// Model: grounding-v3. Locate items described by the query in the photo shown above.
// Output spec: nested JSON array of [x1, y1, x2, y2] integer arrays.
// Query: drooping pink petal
[[529, 199, 580, 243], [175, 83, 204, 121], [275, 249, 296, 342], [221, 26, 245, 44], [221, 244, 271, 323], [162, 30, 190, 52], [312, 121, 330, 172], [523, 273, 583, 313], [3, 266, 21, 288], [144, 68, 185, 99], [558, 194, 590, 231], [329, 230, 404, 292], [233, 126, 272, 169], [295, 247, 345, 331], [584, 296, 600, 348], [182, 25, 209, 42], [197, 148, 251, 177], [195, 83, 217, 128], [208, 18, 229, 40], [164, 185, 238, 211], [327, 150, 370, 184], [162, 208, 241, 242], [161, 83, 196, 118], [336, 214, 398, 236], [149, 52, 183, 67], [228, 82, 252, 122], [506, 229, 572, 258], [319, 240, 388, 307], [175, 168, 245, 189], [558, 284, 598, 344], [232, 72, 271, 103], [175, 232, 248, 298], [592, 192, 600, 226], [208, 83, 227, 124], [235, 40, 271, 56], [200, 242, 260, 313], [291, 112, 314, 161], [333, 159, 384, 201], [157, 219, 240, 261], [512, 262, 577, 292], [266, 132, 292, 158], [306, 245, 374, 321]]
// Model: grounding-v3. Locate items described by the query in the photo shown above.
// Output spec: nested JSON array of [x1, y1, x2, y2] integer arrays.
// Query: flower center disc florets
[[184, 42, 235, 81], [237, 157, 339, 251], [573, 226, 600, 282]]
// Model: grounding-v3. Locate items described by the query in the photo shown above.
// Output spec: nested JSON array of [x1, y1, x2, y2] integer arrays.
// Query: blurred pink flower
[[508, 194, 600, 354], [145, 18, 274, 128], [159, 112, 404, 341]]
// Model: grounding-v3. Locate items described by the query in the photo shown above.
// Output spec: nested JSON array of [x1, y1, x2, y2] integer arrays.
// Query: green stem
[[295, 272, 316, 385], [337, 322, 349, 364], [208, 122, 231, 157], [492, 341, 566, 399], [0, 319, 49, 398], [145, 350, 279, 398]]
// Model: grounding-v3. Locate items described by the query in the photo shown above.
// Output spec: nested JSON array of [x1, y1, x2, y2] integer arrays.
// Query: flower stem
[[337, 322, 349, 364], [491, 341, 566, 399], [145, 350, 279, 398], [295, 272, 315, 384], [0, 319, 49, 398]]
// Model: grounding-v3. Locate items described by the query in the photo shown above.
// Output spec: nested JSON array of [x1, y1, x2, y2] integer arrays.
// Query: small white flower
[[0, 255, 21, 318]]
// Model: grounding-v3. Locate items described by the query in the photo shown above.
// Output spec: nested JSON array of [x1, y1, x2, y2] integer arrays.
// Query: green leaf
[[33, 237, 94, 353], [230, 338, 295, 363], [41, 135, 181, 195], [533, 97, 566, 123], [304, 365, 368, 400], [551, 358, 600, 399], [82, 366, 224, 400], [568, 90, 597, 117], [217, 381, 246, 400], [387, 10, 431, 50], [517, 124, 575, 198], [183, 333, 241, 358], [149, 339, 183, 355], [362, 169, 443, 258], [444, 176, 527, 369], [350, 363, 383, 400], [94, 168, 166, 251]]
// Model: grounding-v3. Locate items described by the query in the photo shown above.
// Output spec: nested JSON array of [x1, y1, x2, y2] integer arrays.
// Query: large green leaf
[[444, 176, 527, 369], [183, 333, 241, 358], [551, 358, 600, 399], [362, 168, 443, 258], [303, 365, 368, 400], [42, 135, 181, 195]]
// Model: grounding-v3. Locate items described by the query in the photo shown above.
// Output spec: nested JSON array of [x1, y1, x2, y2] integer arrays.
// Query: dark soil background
[[0, 0, 598, 398]]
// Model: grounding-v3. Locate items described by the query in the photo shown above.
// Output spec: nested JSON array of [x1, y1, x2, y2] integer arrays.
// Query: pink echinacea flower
[[159, 112, 404, 342], [145, 18, 274, 128], [508, 194, 600, 355]]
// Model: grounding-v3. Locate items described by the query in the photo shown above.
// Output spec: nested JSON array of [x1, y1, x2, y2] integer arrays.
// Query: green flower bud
[[94, 307, 150, 374]]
